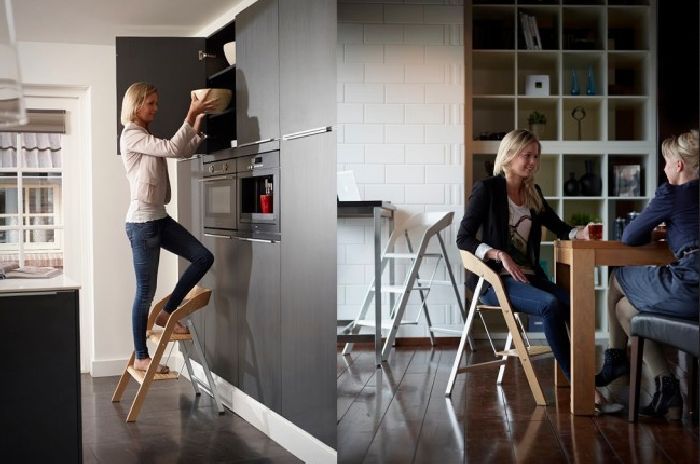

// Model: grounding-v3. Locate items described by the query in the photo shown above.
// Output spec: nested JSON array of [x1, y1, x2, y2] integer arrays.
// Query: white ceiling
[[12, 0, 247, 45]]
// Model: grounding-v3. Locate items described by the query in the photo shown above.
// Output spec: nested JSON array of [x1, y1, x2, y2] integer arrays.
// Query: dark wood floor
[[337, 343, 699, 464], [81, 375, 301, 463]]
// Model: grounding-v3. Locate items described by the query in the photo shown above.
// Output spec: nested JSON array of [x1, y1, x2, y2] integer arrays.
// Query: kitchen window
[[0, 128, 64, 268]]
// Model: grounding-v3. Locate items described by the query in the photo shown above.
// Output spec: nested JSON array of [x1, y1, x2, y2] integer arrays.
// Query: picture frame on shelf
[[613, 165, 641, 197]]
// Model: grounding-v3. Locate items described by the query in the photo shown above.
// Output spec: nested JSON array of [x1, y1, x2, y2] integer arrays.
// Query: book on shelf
[[0, 263, 62, 279], [519, 12, 542, 51], [519, 12, 533, 50]]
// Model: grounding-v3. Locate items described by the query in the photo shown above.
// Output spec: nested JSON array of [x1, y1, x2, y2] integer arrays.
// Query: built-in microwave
[[201, 158, 237, 232], [237, 150, 280, 240]]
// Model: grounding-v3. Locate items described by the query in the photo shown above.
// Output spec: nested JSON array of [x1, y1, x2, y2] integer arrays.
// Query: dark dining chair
[[628, 313, 699, 423]]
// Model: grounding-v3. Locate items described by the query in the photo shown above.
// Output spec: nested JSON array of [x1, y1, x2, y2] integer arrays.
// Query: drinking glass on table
[[588, 222, 603, 240]]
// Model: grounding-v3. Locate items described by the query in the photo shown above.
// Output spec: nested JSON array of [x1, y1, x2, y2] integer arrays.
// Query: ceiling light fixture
[[0, 0, 26, 127]]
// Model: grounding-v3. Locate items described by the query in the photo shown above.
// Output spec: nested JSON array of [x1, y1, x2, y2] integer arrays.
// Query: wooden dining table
[[553, 239, 676, 415]]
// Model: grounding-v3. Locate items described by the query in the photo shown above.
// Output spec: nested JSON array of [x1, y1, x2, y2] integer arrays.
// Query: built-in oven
[[237, 149, 280, 240], [201, 158, 237, 232]]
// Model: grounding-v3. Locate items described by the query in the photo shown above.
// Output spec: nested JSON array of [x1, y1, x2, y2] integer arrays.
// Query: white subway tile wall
[[338, 0, 465, 338]]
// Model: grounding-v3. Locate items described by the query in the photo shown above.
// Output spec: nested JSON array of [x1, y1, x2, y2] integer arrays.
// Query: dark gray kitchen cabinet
[[235, 0, 280, 144], [237, 240, 282, 411], [200, 234, 239, 385], [0, 289, 81, 463], [279, 0, 336, 135], [280, 131, 337, 447], [115, 37, 206, 152], [115, 21, 235, 155]]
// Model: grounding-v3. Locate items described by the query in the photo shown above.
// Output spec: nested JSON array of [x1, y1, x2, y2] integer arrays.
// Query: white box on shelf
[[525, 75, 550, 96]]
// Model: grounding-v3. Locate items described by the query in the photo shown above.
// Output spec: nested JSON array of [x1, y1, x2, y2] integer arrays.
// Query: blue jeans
[[481, 275, 571, 380], [125, 216, 214, 359]]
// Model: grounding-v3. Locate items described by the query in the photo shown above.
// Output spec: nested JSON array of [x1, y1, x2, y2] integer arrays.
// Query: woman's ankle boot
[[595, 348, 629, 387], [640, 375, 683, 420]]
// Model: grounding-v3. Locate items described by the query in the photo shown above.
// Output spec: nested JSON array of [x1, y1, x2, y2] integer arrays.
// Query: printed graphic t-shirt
[[506, 197, 535, 275]]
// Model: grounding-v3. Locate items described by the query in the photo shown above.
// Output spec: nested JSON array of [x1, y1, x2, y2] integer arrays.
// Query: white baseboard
[[187, 361, 337, 464]]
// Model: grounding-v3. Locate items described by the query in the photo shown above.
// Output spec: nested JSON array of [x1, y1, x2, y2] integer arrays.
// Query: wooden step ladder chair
[[445, 250, 552, 405], [112, 286, 225, 422], [341, 211, 469, 362]]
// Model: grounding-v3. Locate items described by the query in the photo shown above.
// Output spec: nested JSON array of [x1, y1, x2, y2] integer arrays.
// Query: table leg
[[373, 207, 382, 367], [569, 249, 596, 415], [555, 262, 570, 389]]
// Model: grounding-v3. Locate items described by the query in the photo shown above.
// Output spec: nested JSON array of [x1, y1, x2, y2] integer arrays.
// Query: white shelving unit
[[465, 0, 657, 337]]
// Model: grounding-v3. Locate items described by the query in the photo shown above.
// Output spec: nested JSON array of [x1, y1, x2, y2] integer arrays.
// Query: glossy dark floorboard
[[337, 343, 699, 464], [81, 375, 301, 464]]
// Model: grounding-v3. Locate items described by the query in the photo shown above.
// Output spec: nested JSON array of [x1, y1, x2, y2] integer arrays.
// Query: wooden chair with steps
[[112, 286, 224, 422], [445, 250, 552, 405]]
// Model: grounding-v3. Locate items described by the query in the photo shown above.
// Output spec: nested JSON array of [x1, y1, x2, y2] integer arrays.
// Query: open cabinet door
[[116, 37, 206, 152]]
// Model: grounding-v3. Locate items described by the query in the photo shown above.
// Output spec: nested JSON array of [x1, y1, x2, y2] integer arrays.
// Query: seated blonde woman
[[595, 130, 699, 419]]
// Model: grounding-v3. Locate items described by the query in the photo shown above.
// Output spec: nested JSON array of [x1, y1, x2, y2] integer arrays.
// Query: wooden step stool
[[111, 286, 224, 422]]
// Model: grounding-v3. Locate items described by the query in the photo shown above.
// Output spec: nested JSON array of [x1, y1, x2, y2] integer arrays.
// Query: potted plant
[[528, 111, 547, 138]]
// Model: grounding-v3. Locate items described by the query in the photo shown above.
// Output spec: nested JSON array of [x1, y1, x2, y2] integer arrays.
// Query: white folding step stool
[[341, 211, 471, 362]]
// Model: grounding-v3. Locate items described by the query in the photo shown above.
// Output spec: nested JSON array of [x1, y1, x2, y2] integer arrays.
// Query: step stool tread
[[127, 365, 178, 383]]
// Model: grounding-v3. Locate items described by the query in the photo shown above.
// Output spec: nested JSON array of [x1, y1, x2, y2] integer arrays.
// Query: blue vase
[[586, 65, 596, 96], [570, 70, 580, 96]]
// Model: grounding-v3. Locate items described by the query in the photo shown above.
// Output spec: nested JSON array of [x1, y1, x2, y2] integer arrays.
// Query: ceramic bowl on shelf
[[190, 88, 232, 113], [223, 42, 236, 65]]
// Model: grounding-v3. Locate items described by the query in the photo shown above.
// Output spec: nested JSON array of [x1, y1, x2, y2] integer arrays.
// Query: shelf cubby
[[608, 98, 647, 141], [608, 6, 650, 50], [517, 7, 560, 51], [517, 51, 559, 95], [473, 97, 515, 139], [472, 153, 497, 184], [517, 98, 558, 140], [473, 51, 515, 95], [608, 51, 648, 96], [562, 154, 604, 198], [608, 154, 648, 197], [473, 6, 516, 50], [562, 6, 605, 50], [562, 51, 605, 96], [562, 97, 604, 141]]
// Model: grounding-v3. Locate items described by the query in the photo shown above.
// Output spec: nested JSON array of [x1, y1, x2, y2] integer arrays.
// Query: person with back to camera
[[595, 130, 699, 419], [457, 129, 593, 384], [120, 82, 216, 373]]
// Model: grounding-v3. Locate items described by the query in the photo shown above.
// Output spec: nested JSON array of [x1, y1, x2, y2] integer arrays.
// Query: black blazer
[[457, 175, 574, 290]]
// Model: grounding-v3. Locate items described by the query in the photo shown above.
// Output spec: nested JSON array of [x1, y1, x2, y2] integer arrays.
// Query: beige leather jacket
[[120, 122, 202, 205]]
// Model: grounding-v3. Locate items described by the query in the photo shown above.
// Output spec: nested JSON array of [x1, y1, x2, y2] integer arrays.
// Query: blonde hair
[[493, 129, 543, 212], [120, 82, 158, 126], [661, 129, 699, 177]]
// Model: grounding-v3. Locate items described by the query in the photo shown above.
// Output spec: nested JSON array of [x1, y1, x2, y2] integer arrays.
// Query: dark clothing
[[126, 216, 214, 359], [615, 180, 699, 319], [456, 175, 574, 292]]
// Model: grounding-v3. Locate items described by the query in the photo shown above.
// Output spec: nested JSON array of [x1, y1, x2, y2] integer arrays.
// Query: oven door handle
[[238, 138, 276, 148], [199, 175, 235, 182], [204, 232, 233, 239], [233, 236, 278, 244], [282, 126, 332, 141]]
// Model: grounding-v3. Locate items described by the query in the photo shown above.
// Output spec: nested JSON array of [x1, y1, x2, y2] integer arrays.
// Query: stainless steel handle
[[198, 175, 234, 182], [204, 233, 232, 239], [177, 155, 201, 163], [198, 50, 216, 61], [248, 164, 264, 171], [1, 291, 59, 297], [238, 138, 275, 148], [233, 236, 277, 243], [282, 126, 332, 141]]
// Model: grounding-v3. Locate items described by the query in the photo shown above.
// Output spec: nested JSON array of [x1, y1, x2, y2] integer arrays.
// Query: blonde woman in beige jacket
[[120, 82, 215, 373]]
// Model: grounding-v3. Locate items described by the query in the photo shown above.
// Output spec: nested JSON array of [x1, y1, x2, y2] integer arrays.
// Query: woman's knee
[[198, 248, 214, 270], [537, 293, 561, 317]]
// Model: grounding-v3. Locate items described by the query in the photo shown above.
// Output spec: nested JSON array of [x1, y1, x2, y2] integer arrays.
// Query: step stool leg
[[112, 353, 135, 402], [126, 325, 173, 422], [178, 339, 201, 396], [187, 320, 225, 415]]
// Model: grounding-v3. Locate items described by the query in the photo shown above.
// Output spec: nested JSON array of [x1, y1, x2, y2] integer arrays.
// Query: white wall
[[337, 0, 466, 337], [17, 41, 178, 375]]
